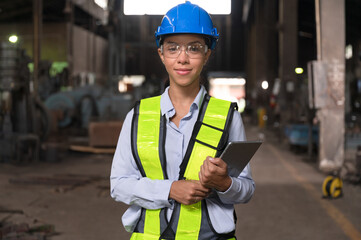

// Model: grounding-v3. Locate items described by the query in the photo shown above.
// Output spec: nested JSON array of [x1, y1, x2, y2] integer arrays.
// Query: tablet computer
[[220, 141, 262, 171]]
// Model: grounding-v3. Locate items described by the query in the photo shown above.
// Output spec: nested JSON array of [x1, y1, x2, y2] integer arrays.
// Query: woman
[[110, 2, 255, 239]]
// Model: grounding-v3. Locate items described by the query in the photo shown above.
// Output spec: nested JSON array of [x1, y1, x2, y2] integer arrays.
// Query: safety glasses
[[161, 43, 208, 59]]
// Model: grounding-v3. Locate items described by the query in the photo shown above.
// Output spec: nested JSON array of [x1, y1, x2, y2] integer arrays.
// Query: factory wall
[[0, 22, 108, 85], [0, 22, 67, 61], [72, 24, 108, 84]]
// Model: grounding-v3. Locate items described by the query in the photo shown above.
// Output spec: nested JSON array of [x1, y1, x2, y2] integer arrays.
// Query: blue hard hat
[[155, 1, 219, 50]]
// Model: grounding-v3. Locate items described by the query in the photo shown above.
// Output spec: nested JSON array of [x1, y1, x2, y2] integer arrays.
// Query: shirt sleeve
[[110, 109, 173, 210], [216, 111, 256, 204]]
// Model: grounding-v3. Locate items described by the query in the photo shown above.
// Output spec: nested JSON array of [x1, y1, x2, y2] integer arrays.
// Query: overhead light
[[124, 0, 231, 15], [261, 80, 269, 90], [345, 44, 353, 60], [94, 0, 107, 9], [123, 75, 145, 87], [118, 75, 146, 93], [9, 35, 18, 44], [208, 76, 246, 112], [295, 67, 304, 74], [210, 78, 246, 86]]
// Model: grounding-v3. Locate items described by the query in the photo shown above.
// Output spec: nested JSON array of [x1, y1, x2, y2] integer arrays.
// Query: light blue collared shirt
[[110, 86, 255, 233]]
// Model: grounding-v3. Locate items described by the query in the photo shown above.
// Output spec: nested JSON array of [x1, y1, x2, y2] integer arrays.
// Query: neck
[[168, 83, 200, 106]]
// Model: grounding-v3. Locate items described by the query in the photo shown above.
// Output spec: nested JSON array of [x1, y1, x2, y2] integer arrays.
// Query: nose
[[177, 47, 189, 63]]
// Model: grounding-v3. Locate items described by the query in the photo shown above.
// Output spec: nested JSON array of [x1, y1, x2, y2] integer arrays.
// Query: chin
[[174, 79, 197, 87], [172, 76, 199, 86]]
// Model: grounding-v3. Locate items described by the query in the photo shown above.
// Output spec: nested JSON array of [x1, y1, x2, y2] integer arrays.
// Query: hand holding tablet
[[220, 141, 262, 171]]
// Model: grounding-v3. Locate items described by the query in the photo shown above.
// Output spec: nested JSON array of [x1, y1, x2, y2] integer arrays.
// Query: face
[[158, 34, 211, 89]]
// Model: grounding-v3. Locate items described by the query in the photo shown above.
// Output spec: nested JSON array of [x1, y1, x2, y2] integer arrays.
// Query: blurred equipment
[[357, 146, 361, 179], [44, 82, 136, 131], [284, 124, 319, 150], [88, 121, 123, 147], [307, 61, 328, 109], [0, 42, 50, 163], [322, 175, 343, 199], [208, 72, 246, 112]]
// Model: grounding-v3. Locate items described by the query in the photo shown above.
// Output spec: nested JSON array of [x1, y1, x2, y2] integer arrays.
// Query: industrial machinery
[[44, 84, 135, 130], [0, 42, 50, 163], [322, 175, 343, 199]]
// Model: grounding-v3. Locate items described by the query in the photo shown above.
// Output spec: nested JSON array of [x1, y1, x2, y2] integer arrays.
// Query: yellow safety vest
[[130, 94, 237, 240]]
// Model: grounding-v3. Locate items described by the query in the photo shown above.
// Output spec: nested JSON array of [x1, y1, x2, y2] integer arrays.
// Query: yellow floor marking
[[267, 144, 361, 240]]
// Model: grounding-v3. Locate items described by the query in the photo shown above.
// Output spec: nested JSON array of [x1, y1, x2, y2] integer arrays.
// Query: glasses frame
[[161, 43, 208, 59]]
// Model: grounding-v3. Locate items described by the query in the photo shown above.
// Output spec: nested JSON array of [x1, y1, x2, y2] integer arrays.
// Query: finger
[[194, 192, 208, 199], [199, 167, 206, 183], [195, 182, 211, 193], [188, 180, 208, 190], [207, 156, 220, 164], [199, 163, 213, 187], [191, 180, 211, 194], [197, 186, 212, 194], [195, 185, 212, 196], [199, 163, 210, 181], [202, 158, 210, 170], [198, 171, 204, 185], [192, 197, 199, 204], [208, 157, 226, 167], [203, 158, 218, 176], [203, 158, 215, 174]]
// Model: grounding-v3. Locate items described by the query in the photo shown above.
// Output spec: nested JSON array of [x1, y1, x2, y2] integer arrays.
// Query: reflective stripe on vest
[[131, 95, 236, 240], [176, 97, 232, 240], [131, 96, 164, 240]]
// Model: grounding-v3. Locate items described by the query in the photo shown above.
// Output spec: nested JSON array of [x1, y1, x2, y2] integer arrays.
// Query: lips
[[175, 68, 192, 75]]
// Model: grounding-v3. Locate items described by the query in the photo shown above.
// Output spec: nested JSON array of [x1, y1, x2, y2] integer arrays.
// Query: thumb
[[207, 156, 221, 165], [209, 156, 227, 168]]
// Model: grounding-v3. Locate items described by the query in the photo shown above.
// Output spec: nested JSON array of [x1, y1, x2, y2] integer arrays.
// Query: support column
[[278, 0, 298, 125], [315, 0, 345, 172], [33, 0, 42, 93], [65, 0, 74, 86]]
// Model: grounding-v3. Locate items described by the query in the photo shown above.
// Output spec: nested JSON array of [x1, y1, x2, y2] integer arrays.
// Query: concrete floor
[[1, 126, 361, 240]]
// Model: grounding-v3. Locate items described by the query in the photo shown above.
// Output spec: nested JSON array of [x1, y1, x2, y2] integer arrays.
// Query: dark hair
[[203, 37, 212, 49]]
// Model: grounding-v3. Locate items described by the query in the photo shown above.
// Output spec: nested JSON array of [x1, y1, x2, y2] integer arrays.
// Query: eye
[[166, 45, 179, 53], [188, 44, 203, 53]]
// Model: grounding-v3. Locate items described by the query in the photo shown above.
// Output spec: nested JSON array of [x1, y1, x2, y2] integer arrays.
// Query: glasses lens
[[187, 44, 205, 58], [163, 43, 206, 59], [163, 44, 180, 58]]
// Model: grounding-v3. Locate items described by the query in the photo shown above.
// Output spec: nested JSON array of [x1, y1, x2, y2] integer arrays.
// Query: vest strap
[[175, 96, 234, 239], [131, 96, 167, 239], [179, 95, 234, 180]]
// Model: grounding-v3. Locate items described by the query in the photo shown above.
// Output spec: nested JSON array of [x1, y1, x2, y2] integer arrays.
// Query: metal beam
[[0, 7, 32, 20]]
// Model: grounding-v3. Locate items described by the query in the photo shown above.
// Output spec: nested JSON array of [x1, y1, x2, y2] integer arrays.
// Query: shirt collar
[[160, 85, 207, 117]]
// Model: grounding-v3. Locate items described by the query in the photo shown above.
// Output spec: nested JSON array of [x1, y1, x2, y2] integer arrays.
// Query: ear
[[158, 48, 165, 64]]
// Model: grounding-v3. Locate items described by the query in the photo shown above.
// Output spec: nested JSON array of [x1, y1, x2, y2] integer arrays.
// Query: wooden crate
[[88, 121, 123, 147]]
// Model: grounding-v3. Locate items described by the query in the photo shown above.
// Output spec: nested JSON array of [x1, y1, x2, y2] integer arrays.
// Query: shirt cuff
[[216, 177, 239, 201], [156, 180, 174, 208]]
